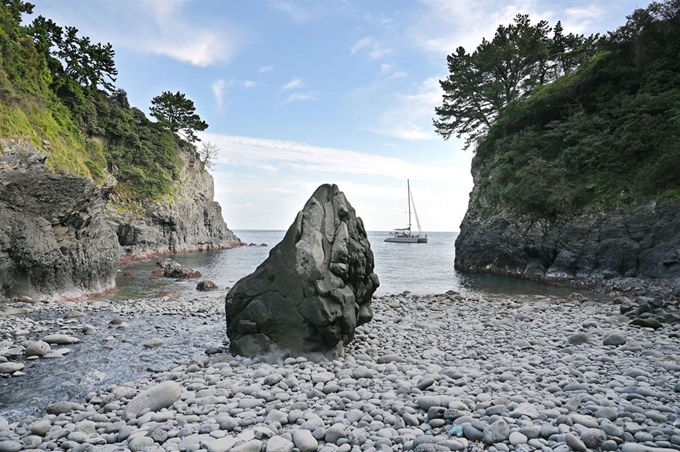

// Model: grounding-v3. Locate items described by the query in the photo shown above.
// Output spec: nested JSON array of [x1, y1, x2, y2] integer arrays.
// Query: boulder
[[197, 280, 218, 291], [225, 184, 379, 358], [156, 258, 201, 279]]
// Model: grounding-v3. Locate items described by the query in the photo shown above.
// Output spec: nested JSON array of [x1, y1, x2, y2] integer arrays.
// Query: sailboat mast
[[407, 179, 411, 230]]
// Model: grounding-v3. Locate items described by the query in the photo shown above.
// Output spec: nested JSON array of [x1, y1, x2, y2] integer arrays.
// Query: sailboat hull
[[385, 236, 418, 243], [384, 235, 427, 243]]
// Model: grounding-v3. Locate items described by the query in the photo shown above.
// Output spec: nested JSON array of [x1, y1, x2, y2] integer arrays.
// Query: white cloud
[[199, 133, 465, 184], [259, 65, 274, 73], [350, 36, 390, 59], [413, 0, 546, 55], [563, 6, 605, 32], [143, 0, 185, 17], [63, 0, 240, 66], [282, 77, 304, 91], [266, 0, 353, 23], [211, 79, 233, 110], [267, 0, 313, 22], [282, 92, 317, 104], [206, 135, 473, 231], [150, 32, 234, 67], [412, 0, 616, 58], [372, 77, 442, 140], [243, 80, 257, 88]]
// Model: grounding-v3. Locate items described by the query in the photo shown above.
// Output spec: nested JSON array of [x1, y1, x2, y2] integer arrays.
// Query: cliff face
[[0, 139, 240, 300], [0, 140, 120, 300], [110, 145, 241, 263], [455, 167, 680, 299]]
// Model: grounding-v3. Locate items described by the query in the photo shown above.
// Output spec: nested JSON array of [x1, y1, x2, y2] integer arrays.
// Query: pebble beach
[[1, 292, 680, 452]]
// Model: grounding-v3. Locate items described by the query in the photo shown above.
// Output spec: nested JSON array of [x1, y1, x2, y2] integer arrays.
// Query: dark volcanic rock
[[196, 280, 218, 291], [156, 258, 201, 279], [0, 140, 120, 300], [225, 184, 379, 358], [455, 172, 680, 299]]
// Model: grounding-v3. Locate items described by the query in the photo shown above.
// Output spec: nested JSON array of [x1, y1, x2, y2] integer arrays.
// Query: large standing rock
[[225, 184, 379, 358]]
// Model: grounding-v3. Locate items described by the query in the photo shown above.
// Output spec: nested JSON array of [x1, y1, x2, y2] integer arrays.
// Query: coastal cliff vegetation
[[0, 0, 209, 202], [435, 0, 680, 219]]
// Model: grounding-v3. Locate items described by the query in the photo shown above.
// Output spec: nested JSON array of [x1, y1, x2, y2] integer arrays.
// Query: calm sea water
[[114, 230, 592, 299]]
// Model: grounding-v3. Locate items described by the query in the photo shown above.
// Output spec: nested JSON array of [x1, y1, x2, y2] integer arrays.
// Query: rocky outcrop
[[0, 140, 120, 300], [225, 184, 379, 358], [455, 171, 680, 299], [110, 145, 240, 263], [618, 295, 680, 327], [156, 258, 201, 279]]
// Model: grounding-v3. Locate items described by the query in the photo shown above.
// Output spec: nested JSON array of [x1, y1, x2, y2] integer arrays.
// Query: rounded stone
[[567, 333, 592, 345], [483, 419, 510, 445], [42, 334, 80, 344], [266, 436, 294, 452], [325, 423, 347, 444], [25, 340, 51, 357], [125, 381, 182, 415], [603, 332, 626, 346], [293, 429, 319, 452], [0, 362, 24, 374], [0, 441, 22, 452], [565, 433, 587, 452], [580, 428, 606, 449], [601, 440, 618, 451], [509, 432, 527, 445], [30, 420, 51, 436]]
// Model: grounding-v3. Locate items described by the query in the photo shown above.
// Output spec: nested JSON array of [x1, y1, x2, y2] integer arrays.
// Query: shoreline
[[2, 291, 680, 452], [119, 241, 244, 267], [454, 267, 680, 303]]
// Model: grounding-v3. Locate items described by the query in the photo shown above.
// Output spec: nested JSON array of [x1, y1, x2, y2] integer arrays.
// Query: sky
[[29, 0, 646, 231]]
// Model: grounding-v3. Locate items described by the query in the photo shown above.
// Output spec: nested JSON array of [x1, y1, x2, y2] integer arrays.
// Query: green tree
[[1, 0, 33, 23], [434, 14, 595, 149], [149, 91, 208, 143], [26, 21, 118, 92]]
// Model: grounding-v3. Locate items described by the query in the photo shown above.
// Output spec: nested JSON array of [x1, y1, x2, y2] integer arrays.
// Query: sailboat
[[385, 180, 428, 243]]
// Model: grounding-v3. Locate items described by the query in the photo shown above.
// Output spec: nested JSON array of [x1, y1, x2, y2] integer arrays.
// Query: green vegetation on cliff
[[0, 1, 209, 201], [436, 0, 680, 218]]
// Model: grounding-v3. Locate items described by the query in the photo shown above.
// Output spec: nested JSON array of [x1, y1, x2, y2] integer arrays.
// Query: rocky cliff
[[110, 145, 241, 263], [455, 168, 680, 299], [0, 140, 120, 300], [0, 139, 240, 300]]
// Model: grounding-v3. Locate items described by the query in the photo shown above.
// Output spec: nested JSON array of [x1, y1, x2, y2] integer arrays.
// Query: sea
[[114, 230, 590, 300]]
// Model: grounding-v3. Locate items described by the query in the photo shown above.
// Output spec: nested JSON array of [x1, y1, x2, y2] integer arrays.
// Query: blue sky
[[31, 0, 645, 231]]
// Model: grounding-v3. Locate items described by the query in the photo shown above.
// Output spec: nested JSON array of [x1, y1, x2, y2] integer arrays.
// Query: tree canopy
[[461, 0, 680, 218], [1, 0, 32, 23], [150, 91, 208, 143], [434, 14, 596, 149], [27, 17, 118, 92]]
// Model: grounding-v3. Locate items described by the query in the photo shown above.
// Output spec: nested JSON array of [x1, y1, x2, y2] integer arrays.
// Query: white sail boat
[[385, 180, 428, 243]]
